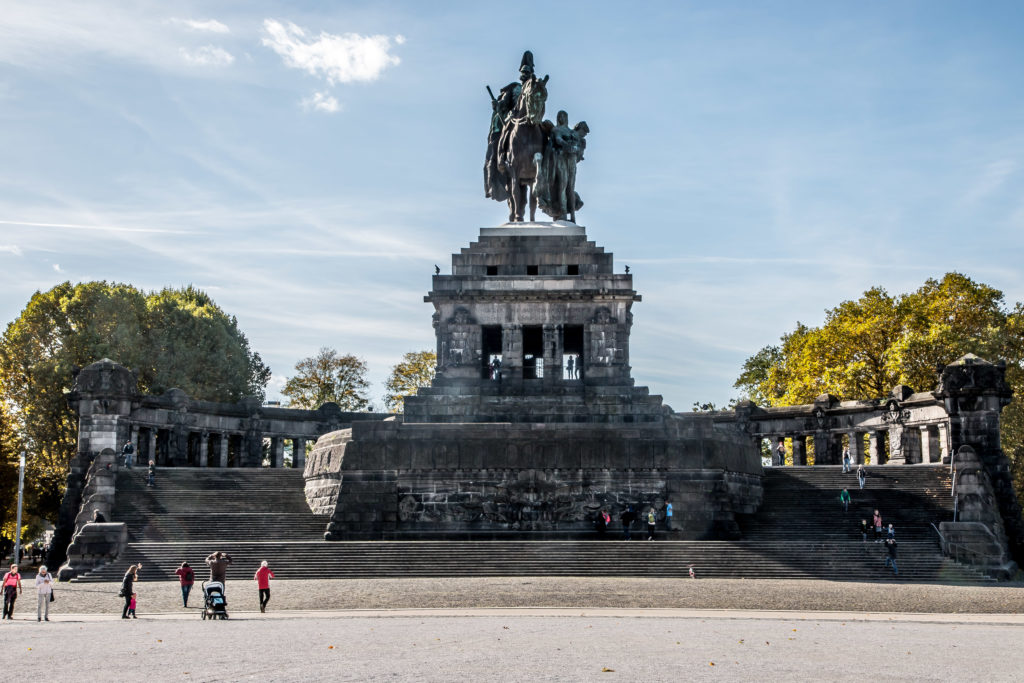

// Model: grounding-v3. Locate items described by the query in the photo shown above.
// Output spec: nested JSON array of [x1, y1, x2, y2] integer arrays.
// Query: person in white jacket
[[35, 565, 53, 621]]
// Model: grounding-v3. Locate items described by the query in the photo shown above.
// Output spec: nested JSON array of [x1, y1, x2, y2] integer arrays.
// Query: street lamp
[[14, 450, 25, 566]]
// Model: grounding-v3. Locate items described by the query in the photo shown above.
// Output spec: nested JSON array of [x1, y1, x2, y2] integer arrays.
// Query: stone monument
[[303, 52, 764, 540]]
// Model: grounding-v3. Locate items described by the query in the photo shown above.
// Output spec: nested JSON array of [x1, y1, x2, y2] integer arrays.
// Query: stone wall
[[310, 415, 763, 541], [302, 428, 353, 514]]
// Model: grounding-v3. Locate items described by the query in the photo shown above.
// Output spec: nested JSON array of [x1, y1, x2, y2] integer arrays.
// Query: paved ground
[[3, 608, 1024, 681], [3, 578, 1023, 681]]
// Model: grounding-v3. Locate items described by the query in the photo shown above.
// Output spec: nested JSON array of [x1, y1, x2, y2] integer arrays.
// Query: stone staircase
[[72, 465, 993, 584]]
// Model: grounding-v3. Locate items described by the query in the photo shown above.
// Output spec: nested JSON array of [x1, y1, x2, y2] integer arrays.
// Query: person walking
[[34, 565, 53, 621], [873, 510, 883, 543], [857, 465, 866, 490], [2, 564, 22, 619], [174, 562, 195, 608], [122, 440, 134, 469], [127, 592, 138, 618], [146, 460, 156, 487], [621, 506, 635, 541], [120, 564, 140, 619], [839, 488, 851, 513], [884, 537, 899, 575], [665, 501, 673, 531], [254, 561, 275, 613], [842, 448, 851, 473], [646, 508, 657, 541]]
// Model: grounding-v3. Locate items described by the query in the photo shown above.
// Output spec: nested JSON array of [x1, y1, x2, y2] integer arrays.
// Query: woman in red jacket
[[254, 561, 275, 613]]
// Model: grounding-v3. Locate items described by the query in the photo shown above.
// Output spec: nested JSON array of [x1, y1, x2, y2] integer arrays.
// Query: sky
[[1, 1, 1023, 410]]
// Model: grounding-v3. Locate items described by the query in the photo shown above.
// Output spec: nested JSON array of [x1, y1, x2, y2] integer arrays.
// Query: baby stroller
[[201, 581, 228, 620]]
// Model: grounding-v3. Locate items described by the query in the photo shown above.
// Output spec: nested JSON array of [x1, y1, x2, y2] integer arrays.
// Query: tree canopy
[[734, 272, 1024, 491], [0, 281, 270, 531], [282, 347, 370, 411], [384, 350, 436, 413]]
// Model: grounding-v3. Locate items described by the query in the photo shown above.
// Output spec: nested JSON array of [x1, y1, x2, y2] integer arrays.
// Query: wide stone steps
[[79, 464, 992, 584], [72, 539, 991, 583]]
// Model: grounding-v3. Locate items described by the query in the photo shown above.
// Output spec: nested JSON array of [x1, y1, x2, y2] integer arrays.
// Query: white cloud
[[52, 263, 62, 272], [180, 45, 235, 67], [261, 19, 401, 85], [0, 245, 23, 256], [301, 91, 340, 113], [169, 18, 230, 34]]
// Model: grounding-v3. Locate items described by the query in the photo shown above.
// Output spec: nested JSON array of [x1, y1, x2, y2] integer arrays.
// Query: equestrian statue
[[485, 51, 589, 223]]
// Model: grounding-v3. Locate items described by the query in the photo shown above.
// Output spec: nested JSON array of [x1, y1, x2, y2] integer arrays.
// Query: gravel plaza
[[2, 577, 1023, 681]]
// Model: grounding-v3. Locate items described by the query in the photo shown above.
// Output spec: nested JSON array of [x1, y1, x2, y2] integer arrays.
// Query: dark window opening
[[482, 325, 503, 379], [562, 325, 583, 380], [486, 265, 498, 276], [567, 264, 579, 275], [526, 265, 538, 275], [522, 325, 543, 379]]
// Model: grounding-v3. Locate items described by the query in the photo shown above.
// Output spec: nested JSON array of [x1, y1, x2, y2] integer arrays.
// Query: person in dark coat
[[884, 537, 899, 575], [620, 506, 636, 541], [120, 564, 140, 619]]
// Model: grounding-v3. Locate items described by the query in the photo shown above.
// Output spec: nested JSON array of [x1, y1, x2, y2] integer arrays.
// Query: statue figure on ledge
[[485, 51, 588, 223]]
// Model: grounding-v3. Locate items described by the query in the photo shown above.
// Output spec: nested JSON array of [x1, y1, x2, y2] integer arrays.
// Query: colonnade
[[767, 423, 948, 466], [131, 425, 309, 468]]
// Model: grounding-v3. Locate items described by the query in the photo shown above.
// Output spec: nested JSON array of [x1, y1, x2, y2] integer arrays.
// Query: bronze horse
[[498, 75, 548, 222]]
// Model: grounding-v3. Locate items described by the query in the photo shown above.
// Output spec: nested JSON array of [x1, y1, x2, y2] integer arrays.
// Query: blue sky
[[2, 1, 1023, 410]]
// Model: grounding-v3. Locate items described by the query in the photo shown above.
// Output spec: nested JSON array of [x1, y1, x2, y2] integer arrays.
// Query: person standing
[[839, 488, 851, 513], [621, 506, 635, 541], [646, 508, 657, 541], [774, 440, 786, 467], [2, 564, 22, 619], [174, 562, 195, 608], [665, 501, 673, 531], [254, 561, 275, 613], [873, 510, 883, 543], [34, 565, 53, 621], [120, 564, 140, 619], [122, 440, 135, 469], [842, 448, 851, 473], [206, 551, 233, 584], [857, 465, 866, 490], [884, 537, 899, 576], [887, 524, 896, 540], [146, 460, 156, 487], [128, 592, 138, 618]]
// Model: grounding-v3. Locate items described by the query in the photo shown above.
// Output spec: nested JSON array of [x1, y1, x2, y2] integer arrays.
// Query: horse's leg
[[511, 177, 524, 222], [528, 180, 537, 222]]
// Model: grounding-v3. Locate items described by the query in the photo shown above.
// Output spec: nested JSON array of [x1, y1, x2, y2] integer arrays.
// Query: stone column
[[887, 426, 907, 465], [293, 437, 307, 469], [502, 324, 523, 389], [219, 434, 229, 468], [813, 433, 829, 466], [938, 423, 950, 464], [848, 432, 864, 464], [792, 436, 807, 466], [919, 426, 934, 464], [869, 431, 886, 465], [542, 324, 560, 388], [148, 430, 157, 467], [198, 432, 208, 467], [271, 437, 284, 468]]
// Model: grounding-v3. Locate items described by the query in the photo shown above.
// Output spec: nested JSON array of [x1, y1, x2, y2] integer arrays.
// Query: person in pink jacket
[[254, 561, 275, 613]]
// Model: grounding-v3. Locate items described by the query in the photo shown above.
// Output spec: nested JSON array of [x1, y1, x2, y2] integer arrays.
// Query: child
[[128, 592, 138, 618]]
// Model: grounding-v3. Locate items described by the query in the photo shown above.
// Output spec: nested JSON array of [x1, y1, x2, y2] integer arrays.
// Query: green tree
[[0, 281, 271, 524], [282, 347, 370, 411], [734, 272, 1024, 493], [384, 350, 436, 412]]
